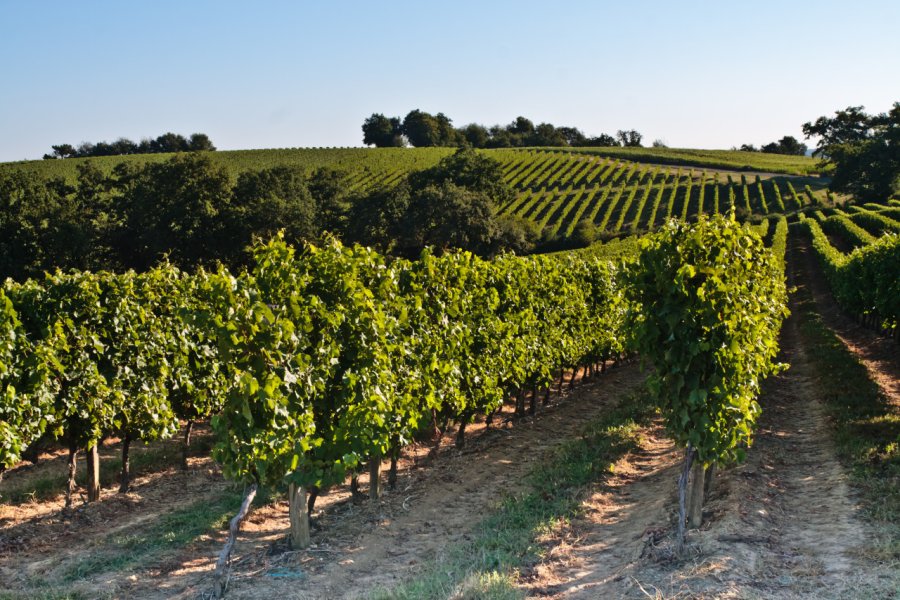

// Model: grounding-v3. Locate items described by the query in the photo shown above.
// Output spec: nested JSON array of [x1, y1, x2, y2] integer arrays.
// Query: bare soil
[[521, 231, 899, 599]]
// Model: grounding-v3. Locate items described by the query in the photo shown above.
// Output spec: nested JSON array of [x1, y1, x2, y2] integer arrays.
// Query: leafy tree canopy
[[362, 113, 404, 147], [361, 110, 637, 149], [803, 103, 900, 201], [43, 132, 215, 159]]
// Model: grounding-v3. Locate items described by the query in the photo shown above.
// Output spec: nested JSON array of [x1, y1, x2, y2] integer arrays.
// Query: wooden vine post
[[368, 452, 382, 501], [86, 443, 101, 502], [626, 213, 788, 555], [214, 483, 257, 599], [288, 483, 311, 548]]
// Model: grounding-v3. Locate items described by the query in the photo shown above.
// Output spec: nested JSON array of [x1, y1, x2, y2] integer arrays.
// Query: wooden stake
[[676, 444, 694, 556], [86, 443, 101, 502], [688, 459, 706, 528], [369, 455, 381, 501], [65, 445, 78, 509], [119, 433, 131, 494], [388, 439, 399, 489], [289, 483, 310, 548], [181, 420, 194, 470], [704, 463, 717, 501], [214, 483, 257, 598]]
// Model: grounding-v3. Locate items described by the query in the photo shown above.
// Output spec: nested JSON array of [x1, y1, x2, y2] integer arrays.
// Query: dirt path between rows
[[522, 230, 898, 599], [794, 229, 899, 406]]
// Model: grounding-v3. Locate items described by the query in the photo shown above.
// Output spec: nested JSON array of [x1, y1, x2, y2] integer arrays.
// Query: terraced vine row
[[3, 146, 834, 244], [799, 213, 899, 334], [494, 149, 831, 240]]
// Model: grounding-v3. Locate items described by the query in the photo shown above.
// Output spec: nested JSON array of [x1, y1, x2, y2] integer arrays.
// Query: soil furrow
[[524, 230, 895, 599]]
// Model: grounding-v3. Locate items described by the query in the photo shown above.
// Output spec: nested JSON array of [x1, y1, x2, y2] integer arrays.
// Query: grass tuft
[[58, 487, 245, 582]]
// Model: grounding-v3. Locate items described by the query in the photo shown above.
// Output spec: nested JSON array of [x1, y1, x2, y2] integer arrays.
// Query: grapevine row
[[799, 215, 899, 334]]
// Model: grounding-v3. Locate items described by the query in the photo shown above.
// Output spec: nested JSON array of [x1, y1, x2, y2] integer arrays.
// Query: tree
[[557, 126, 586, 147], [760, 136, 807, 155], [362, 113, 404, 147], [48, 144, 76, 159], [434, 112, 462, 146], [73, 162, 119, 269], [775, 136, 806, 155], [188, 133, 216, 152], [485, 126, 515, 148], [529, 123, 566, 146], [616, 129, 643, 147], [229, 166, 317, 261], [803, 105, 876, 152], [508, 116, 535, 136], [120, 154, 233, 270], [803, 103, 900, 201], [44, 133, 214, 159], [402, 182, 499, 254], [461, 123, 490, 148], [572, 219, 596, 247], [152, 132, 190, 153], [494, 215, 539, 255], [586, 133, 619, 147], [349, 149, 518, 256], [402, 110, 444, 147], [307, 167, 353, 234], [408, 147, 514, 206], [345, 183, 411, 250], [0, 170, 99, 280]]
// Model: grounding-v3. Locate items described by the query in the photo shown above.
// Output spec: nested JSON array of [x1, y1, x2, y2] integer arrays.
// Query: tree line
[[0, 149, 542, 282], [42, 132, 216, 160], [737, 135, 808, 156], [362, 110, 643, 149]]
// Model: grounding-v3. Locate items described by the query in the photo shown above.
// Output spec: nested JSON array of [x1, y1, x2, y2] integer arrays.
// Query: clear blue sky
[[2, 0, 898, 162]]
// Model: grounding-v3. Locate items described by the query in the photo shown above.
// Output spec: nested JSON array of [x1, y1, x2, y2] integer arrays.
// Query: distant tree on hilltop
[[43, 132, 216, 159], [737, 136, 807, 156], [616, 129, 643, 147], [761, 136, 807, 156], [401, 110, 462, 147], [361, 110, 638, 149], [362, 113, 404, 147]]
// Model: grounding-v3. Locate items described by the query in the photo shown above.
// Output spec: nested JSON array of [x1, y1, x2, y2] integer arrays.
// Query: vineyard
[[1, 145, 898, 599], [494, 149, 830, 240], [0, 146, 829, 250]]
